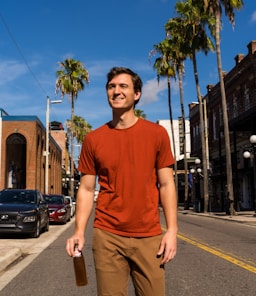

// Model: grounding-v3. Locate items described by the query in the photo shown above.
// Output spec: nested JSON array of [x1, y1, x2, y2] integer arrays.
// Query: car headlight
[[57, 208, 66, 213], [23, 216, 36, 222]]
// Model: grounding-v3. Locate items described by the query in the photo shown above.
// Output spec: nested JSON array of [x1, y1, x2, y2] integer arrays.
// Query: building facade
[[158, 118, 191, 203], [157, 118, 191, 161], [189, 40, 256, 211], [0, 109, 62, 194], [49, 121, 71, 195]]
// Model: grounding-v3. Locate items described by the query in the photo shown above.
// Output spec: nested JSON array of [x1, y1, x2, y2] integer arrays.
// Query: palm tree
[[162, 37, 189, 208], [172, 0, 215, 212], [134, 109, 147, 119], [161, 17, 193, 209], [176, 55, 189, 210], [150, 40, 178, 192], [199, 0, 244, 214], [66, 115, 92, 144], [55, 58, 89, 197]]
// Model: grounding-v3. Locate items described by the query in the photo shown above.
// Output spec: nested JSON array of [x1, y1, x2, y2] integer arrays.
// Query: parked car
[[0, 189, 49, 238], [94, 190, 99, 202], [44, 194, 71, 224], [65, 196, 75, 217], [72, 197, 76, 214]]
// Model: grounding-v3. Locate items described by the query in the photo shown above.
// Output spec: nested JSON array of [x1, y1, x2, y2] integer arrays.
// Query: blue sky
[[0, 0, 256, 132]]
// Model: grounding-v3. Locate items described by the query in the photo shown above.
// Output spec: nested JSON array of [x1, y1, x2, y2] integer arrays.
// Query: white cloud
[[250, 11, 256, 23], [140, 78, 167, 105], [0, 60, 28, 85], [140, 77, 180, 106]]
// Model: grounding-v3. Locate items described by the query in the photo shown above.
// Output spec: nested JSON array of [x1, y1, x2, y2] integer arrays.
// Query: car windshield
[[45, 196, 64, 204], [65, 197, 71, 204], [0, 191, 36, 204]]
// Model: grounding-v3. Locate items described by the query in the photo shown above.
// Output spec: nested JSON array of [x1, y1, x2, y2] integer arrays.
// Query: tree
[[162, 21, 190, 209], [55, 58, 89, 197], [134, 109, 147, 119], [150, 40, 178, 192], [66, 115, 92, 144], [172, 0, 215, 212], [199, 0, 244, 214]]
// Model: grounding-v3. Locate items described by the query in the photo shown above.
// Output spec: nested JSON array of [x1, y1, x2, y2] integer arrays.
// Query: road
[[0, 211, 256, 296], [163, 212, 256, 296]]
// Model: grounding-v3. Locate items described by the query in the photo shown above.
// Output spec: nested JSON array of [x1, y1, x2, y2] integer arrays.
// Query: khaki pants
[[92, 228, 165, 296]]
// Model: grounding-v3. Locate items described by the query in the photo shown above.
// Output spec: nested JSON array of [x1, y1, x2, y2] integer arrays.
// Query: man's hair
[[106, 67, 143, 106]]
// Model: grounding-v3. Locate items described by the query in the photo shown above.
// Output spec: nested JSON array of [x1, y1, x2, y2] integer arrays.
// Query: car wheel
[[63, 216, 67, 224], [31, 219, 41, 238]]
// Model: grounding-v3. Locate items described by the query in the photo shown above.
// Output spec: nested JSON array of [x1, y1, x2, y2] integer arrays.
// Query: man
[[66, 67, 177, 295]]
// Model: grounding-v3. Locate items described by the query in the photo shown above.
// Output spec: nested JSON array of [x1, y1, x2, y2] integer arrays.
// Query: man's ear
[[134, 91, 141, 102]]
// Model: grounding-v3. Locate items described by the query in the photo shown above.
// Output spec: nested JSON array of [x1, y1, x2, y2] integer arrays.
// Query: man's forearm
[[160, 185, 178, 233], [74, 188, 94, 236]]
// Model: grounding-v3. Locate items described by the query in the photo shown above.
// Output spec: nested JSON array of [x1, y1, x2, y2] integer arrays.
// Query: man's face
[[106, 74, 141, 110]]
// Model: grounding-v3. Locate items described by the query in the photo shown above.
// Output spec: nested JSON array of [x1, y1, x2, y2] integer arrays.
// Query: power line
[[0, 12, 48, 96]]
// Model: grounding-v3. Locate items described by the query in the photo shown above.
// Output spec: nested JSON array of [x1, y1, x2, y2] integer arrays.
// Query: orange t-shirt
[[78, 119, 174, 237]]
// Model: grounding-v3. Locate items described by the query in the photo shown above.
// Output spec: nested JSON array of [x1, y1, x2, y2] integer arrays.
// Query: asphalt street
[[0, 208, 256, 294]]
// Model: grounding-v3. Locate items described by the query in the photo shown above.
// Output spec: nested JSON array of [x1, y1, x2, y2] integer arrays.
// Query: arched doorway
[[5, 133, 26, 188]]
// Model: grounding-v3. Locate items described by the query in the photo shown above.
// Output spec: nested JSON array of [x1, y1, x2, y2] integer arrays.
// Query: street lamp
[[45, 96, 62, 194], [243, 135, 256, 216], [190, 159, 202, 174], [190, 158, 203, 212], [195, 158, 201, 165]]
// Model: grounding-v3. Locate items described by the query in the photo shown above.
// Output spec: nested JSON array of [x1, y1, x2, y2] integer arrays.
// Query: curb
[[0, 247, 22, 273], [179, 209, 256, 225], [0, 219, 75, 278]]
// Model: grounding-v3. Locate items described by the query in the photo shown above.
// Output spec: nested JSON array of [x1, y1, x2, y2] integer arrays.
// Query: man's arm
[[66, 174, 96, 257], [157, 167, 178, 265]]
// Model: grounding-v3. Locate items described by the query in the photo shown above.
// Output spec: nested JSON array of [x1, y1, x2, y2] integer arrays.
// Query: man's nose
[[113, 85, 121, 93]]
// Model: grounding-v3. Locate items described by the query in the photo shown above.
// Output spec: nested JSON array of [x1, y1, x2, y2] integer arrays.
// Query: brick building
[[189, 40, 256, 211], [0, 109, 62, 194], [49, 121, 70, 195], [49, 121, 69, 174]]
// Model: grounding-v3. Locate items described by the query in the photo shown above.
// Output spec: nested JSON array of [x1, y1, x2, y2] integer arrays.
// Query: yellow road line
[[161, 225, 256, 274]]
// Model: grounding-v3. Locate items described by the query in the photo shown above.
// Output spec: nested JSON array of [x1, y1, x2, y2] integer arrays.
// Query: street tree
[[66, 115, 92, 145], [134, 109, 147, 119], [157, 35, 189, 208], [150, 40, 178, 191], [55, 58, 89, 197], [197, 0, 244, 214], [171, 0, 215, 212]]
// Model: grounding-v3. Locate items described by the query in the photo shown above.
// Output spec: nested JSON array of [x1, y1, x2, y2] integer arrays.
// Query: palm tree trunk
[[70, 96, 75, 197], [167, 77, 178, 193], [178, 67, 188, 208], [215, 11, 234, 215], [192, 53, 209, 212]]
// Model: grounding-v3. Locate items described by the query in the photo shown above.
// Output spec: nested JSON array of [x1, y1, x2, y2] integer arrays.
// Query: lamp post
[[45, 96, 62, 194], [191, 100, 209, 212], [190, 158, 203, 212], [243, 135, 256, 216]]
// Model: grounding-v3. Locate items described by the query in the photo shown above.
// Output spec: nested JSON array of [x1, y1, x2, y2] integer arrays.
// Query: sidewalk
[[0, 220, 73, 276], [178, 206, 256, 225]]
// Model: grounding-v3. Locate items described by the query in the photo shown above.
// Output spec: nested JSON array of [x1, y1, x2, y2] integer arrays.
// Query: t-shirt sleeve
[[78, 134, 96, 175], [156, 126, 175, 170]]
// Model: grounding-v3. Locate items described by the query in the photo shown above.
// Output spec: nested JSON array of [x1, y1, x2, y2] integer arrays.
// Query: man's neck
[[111, 110, 139, 129]]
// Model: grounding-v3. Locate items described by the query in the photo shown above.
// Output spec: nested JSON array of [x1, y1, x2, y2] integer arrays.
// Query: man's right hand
[[66, 234, 85, 257]]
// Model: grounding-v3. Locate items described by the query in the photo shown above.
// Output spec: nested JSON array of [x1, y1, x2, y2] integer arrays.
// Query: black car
[[0, 189, 49, 238]]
